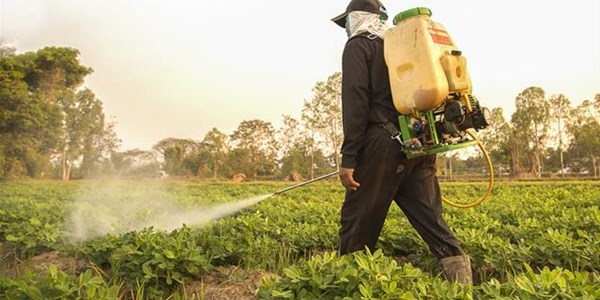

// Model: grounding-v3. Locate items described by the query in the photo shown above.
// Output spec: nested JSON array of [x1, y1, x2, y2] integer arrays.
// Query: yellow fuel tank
[[384, 7, 472, 115]]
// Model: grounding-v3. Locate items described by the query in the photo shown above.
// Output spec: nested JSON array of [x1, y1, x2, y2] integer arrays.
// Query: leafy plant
[[0, 265, 120, 299]]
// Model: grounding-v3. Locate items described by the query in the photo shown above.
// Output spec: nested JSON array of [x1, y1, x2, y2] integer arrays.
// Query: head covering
[[345, 11, 388, 39], [331, 0, 388, 28]]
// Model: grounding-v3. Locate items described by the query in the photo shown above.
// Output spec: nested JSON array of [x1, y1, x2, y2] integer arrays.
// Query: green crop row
[[0, 265, 120, 300], [0, 180, 598, 298], [258, 249, 600, 300]]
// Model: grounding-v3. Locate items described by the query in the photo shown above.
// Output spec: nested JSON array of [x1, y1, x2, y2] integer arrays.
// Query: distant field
[[0, 180, 598, 299]]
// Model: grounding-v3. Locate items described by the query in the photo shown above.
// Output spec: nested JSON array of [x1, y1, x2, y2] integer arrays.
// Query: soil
[[182, 266, 277, 300], [0, 248, 90, 278], [26, 251, 90, 276], [0, 242, 17, 275]]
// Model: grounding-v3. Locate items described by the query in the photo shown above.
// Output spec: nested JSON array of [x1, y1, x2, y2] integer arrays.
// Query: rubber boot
[[440, 255, 473, 284]]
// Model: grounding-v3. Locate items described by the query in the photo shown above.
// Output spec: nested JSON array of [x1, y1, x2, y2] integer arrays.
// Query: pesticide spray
[[66, 172, 338, 242]]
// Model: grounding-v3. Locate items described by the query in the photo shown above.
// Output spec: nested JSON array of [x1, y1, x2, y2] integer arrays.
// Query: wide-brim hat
[[331, 0, 388, 28]]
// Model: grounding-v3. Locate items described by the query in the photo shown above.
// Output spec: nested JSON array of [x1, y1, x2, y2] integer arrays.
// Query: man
[[331, 0, 473, 284]]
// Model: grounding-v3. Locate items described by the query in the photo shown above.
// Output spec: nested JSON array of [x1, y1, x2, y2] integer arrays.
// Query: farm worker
[[331, 0, 472, 284]]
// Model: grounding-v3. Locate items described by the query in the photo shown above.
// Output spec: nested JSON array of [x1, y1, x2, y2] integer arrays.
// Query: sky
[[1, 0, 599, 151]]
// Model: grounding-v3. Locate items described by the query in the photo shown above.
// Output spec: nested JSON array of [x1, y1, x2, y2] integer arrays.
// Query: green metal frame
[[398, 112, 478, 159], [426, 110, 439, 145]]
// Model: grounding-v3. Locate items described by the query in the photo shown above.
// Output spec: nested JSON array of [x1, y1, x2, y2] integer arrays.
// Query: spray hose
[[441, 130, 494, 208]]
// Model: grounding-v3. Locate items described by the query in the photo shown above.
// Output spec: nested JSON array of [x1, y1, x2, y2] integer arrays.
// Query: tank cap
[[393, 7, 432, 25]]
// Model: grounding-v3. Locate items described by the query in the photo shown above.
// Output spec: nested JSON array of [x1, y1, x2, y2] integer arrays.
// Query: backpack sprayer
[[275, 8, 493, 208], [385, 7, 494, 208]]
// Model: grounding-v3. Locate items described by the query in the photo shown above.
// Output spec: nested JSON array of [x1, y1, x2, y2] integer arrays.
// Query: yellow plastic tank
[[384, 7, 472, 115]]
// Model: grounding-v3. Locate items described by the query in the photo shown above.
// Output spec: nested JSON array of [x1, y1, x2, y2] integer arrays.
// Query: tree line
[[127, 72, 344, 181], [1, 46, 598, 181], [482, 88, 600, 178], [0, 46, 117, 181]]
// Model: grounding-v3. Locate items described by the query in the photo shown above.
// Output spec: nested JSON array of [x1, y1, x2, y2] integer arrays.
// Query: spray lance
[[273, 171, 340, 196]]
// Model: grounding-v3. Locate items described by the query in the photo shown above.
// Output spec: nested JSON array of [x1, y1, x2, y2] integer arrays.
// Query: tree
[[153, 138, 200, 176], [186, 144, 213, 178], [22, 47, 93, 105], [0, 52, 62, 179], [164, 146, 185, 175], [202, 128, 228, 179], [511, 87, 550, 177], [302, 72, 343, 173], [0, 45, 16, 57], [276, 115, 329, 180], [229, 119, 277, 180], [278, 115, 303, 177], [110, 149, 160, 176], [547, 94, 572, 176], [58, 89, 119, 180], [278, 115, 301, 158], [479, 107, 512, 176], [570, 97, 600, 126], [153, 138, 200, 156], [300, 113, 319, 179], [0, 46, 116, 180], [12, 47, 107, 181], [568, 120, 600, 177], [567, 94, 600, 177]]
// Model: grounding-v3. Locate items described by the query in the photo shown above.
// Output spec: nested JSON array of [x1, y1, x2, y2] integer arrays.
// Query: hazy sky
[[2, 0, 599, 151]]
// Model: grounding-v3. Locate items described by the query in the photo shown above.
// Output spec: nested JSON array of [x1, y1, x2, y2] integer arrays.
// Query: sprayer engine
[[398, 92, 492, 159], [440, 93, 491, 137]]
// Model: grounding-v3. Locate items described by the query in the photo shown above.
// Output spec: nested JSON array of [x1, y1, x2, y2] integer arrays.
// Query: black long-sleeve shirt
[[340, 34, 397, 168]]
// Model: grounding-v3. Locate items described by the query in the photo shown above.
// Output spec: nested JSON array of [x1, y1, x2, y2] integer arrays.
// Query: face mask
[[345, 16, 352, 37]]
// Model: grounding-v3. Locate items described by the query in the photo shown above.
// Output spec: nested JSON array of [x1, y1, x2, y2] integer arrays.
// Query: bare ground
[[182, 266, 277, 300]]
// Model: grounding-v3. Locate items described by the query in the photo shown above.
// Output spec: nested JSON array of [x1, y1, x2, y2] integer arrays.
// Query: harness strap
[[348, 31, 382, 43], [348, 32, 406, 148], [374, 109, 405, 147]]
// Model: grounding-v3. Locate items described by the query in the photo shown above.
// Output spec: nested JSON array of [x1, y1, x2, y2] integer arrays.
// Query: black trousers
[[339, 125, 464, 259]]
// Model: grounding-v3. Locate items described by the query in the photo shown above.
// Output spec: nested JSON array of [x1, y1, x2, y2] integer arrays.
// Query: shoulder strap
[[346, 33, 402, 145], [374, 109, 404, 146], [347, 31, 383, 44]]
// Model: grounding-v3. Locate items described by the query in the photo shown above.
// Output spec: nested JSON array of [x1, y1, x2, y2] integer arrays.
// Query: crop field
[[0, 180, 599, 299]]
